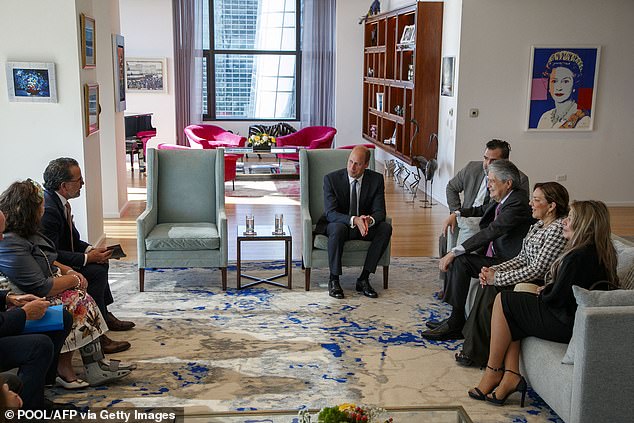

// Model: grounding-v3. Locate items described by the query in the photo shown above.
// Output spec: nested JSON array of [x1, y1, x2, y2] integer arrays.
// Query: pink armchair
[[275, 126, 337, 161], [156, 143, 239, 189], [184, 124, 247, 149]]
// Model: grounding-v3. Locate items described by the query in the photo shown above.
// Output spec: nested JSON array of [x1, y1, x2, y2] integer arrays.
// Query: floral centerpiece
[[298, 403, 393, 423], [248, 132, 276, 151]]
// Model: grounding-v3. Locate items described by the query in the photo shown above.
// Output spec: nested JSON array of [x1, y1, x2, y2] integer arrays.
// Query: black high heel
[[486, 369, 528, 407], [468, 365, 504, 401]]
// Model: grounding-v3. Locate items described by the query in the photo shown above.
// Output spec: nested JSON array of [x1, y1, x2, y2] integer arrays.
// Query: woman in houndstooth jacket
[[456, 182, 570, 368]]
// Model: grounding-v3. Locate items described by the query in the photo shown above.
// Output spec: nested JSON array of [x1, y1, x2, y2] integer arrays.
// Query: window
[[203, 0, 301, 121]]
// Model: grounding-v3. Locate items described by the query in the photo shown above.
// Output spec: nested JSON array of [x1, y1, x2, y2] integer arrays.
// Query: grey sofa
[[520, 235, 634, 423]]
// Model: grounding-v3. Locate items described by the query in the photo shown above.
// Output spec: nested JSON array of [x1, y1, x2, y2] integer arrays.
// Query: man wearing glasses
[[41, 158, 134, 355]]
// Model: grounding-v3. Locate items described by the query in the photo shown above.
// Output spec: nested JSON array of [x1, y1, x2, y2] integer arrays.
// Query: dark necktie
[[485, 203, 502, 257], [65, 202, 75, 251], [349, 179, 358, 217]]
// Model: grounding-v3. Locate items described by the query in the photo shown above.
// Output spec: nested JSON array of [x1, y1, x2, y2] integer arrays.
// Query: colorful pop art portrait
[[526, 46, 600, 131]]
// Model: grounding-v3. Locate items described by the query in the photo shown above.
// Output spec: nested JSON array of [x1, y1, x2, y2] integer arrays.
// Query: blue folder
[[22, 304, 64, 333]]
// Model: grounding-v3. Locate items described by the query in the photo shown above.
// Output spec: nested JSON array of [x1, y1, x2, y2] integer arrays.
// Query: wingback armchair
[[300, 149, 391, 291], [276, 126, 337, 161], [137, 148, 228, 291], [184, 124, 247, 149]]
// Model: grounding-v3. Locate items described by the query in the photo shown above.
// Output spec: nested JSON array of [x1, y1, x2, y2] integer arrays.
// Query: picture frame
[[125, 57, 167, 93], [526, 46, 600, 131], [376, 92, 384, 112], [400, 25, 415, 44], [441, 56, 455, 97], [112, 34, 126, 112], [84, 83, 100, 137], [5, 62, 58, 103], [81, 14, 96, 69]]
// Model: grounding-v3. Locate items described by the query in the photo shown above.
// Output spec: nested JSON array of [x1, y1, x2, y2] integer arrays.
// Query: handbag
[[22, 304, 64, 333]]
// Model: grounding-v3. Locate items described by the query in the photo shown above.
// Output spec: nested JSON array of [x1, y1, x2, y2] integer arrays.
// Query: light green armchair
[[137, 148, 228, 291], [300, 149, 391, 291]]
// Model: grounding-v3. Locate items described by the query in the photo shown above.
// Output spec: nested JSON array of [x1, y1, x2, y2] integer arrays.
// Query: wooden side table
[[236, 224, 292, 289]]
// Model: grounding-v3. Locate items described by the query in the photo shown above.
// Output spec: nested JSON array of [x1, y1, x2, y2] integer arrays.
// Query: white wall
[[0, 0, 107, 243], [456, 0, 634, 205], [119, 0, 176, 148]]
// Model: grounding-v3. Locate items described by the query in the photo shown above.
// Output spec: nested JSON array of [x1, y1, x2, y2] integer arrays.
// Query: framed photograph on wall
[[81, 14, 96, 68], [112, 34, 126, 112], [125, 57, 167, 93], [526, 46, 600, 131], [441, 56, 455, 97], [400, 25, 415, 44], [5, 62, 58, 103], [84, 83, 100, 137]]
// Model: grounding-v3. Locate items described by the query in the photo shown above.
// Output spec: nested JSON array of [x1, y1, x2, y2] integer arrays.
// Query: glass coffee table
[[185, 406, 473, 422]]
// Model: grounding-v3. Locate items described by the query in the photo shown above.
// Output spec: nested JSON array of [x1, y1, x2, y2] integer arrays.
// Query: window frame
[[203, 0, 302, 121]]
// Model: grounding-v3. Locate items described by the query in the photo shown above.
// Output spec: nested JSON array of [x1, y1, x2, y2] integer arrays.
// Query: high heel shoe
[[468, 365, 504, 401], [486, 369, 528, 407]]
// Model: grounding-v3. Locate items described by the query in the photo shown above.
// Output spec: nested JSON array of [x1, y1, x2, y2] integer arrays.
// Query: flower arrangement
[[248, 132, 276, 150], [298, 404, 393, 423]]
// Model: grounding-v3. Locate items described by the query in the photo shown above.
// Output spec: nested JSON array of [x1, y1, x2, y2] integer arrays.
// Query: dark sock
[[330, 274, 340, 282], [358, 269, 370, 281], [447, 309, 465, 329]]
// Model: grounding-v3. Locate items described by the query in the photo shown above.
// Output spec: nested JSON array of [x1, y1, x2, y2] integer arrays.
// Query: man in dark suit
[[423, 160, 534, 340], [319, 145, 392, 299], [41, 158, 134, 354], [0, 211, 73, 410]]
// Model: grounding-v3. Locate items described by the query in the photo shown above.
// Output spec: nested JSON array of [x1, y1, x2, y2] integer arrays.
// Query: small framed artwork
[[84, 83, 100, 137], [441, 56, 455, 97], [81, 14, 96, 69], [112, 34, 126, 112], [376, 92, 384, 111], [5, 62, 58, 103], [526, 46, 600, 131], [125, 58, 167, 93], [400, 25, 415, 44]]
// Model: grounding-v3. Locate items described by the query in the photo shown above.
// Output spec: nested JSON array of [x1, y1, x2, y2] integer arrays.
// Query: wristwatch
[[454, 210, 461, 217]]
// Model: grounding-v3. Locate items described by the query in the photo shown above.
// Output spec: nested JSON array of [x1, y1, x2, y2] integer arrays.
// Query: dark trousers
[[81, 262, 114, 319], [326, 221, 392, 276], [0, 310, 72, 409], [443, 254, 504, 319]]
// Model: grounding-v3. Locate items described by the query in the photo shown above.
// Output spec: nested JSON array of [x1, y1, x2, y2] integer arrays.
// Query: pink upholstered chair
[[184, 124, 247, 149], [156, 144, 239, 189], [337, 143, 376, 150], [275, 126, 337, 161]]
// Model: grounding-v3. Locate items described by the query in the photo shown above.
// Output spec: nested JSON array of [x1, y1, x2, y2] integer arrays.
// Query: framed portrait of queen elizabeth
[[526, 46, 600, 131]]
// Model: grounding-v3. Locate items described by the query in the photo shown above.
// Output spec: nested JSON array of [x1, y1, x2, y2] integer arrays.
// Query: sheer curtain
[[301, 0, 336, 128], [173, 0, 203, 146]]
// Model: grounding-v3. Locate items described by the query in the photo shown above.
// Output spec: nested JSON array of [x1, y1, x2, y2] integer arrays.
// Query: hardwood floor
[[104, 159, 634, 263]]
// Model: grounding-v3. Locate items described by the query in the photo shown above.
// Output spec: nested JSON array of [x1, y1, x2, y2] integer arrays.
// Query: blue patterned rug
[[51, 258, 562, 422]]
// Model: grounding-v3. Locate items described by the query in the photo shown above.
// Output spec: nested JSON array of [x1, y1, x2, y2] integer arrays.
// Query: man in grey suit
[[318, 146, 392, 299], [423, 160, 534, 340], [444, 139, 529, 247]]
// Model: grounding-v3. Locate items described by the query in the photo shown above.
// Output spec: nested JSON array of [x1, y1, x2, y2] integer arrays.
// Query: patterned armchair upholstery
[[277, 126, 337, 161], [137, 148, 228, 291], [248, 122, 297, 138], [184, 124, 247, 149], [299, 149, 391, 290]]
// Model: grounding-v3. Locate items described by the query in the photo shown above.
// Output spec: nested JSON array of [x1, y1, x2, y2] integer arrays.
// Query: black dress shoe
[[356, 279, 378, 298], [421, 321, 464, 341], [455, 350, 475, 367], [328, 280, 344, 299], [425, 317, 449, 330]]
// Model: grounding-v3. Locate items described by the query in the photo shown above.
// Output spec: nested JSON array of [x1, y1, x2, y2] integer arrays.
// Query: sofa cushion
[[613, 238, 634, 281], [145, 223, 219, 251], [313, 234, 372, 251], [623, 265, 634, 290], [562, 286, 634, 364]]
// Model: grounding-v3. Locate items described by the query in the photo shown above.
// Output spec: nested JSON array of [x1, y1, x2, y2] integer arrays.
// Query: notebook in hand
[[106, 244, 126, 259]]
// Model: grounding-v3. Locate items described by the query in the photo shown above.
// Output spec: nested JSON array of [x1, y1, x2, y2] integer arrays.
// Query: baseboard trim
[[103, 200, 131, 219]]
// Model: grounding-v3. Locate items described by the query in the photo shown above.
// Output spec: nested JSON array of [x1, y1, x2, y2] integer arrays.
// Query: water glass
[[245, 214, 255, 234], [274, 214, 284, 234]]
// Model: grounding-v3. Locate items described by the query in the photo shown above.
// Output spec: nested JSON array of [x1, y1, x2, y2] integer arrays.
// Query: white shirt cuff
[[451, 245, 466, 256], [350, 216, 355, 228]]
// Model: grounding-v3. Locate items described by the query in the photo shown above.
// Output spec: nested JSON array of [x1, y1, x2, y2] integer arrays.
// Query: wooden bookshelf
[[362, 2, 443, 165]]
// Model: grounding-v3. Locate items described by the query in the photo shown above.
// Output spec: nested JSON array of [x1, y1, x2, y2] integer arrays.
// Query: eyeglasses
[[66, 177, 84, 184]]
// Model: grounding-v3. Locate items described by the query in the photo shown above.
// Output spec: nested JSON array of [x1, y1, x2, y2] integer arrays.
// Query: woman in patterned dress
[[0, 180, 134, 388], [456, 182, 570, 367]]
